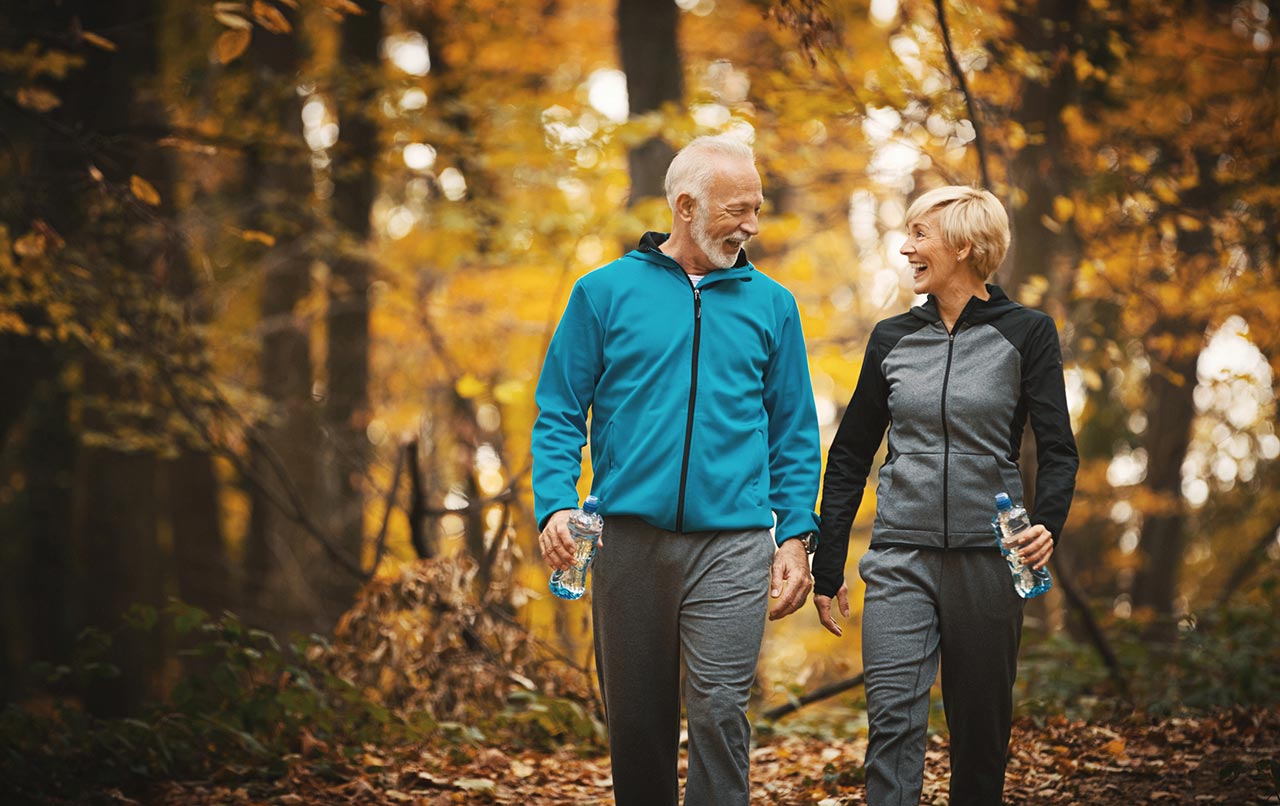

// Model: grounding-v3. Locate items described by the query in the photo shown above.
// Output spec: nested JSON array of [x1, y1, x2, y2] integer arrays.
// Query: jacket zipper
[[940, 328, 956, 548], [676, 286, 702, 532]]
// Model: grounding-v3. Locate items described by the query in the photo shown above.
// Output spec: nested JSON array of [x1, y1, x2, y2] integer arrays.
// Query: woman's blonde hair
[[905, 186, 1011, 280]]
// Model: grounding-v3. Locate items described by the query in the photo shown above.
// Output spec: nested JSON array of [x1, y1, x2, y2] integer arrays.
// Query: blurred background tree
[[0, 0, 1276, 728]]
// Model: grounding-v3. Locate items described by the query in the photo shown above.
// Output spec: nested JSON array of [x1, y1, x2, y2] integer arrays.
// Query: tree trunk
[[1131, 149, 1219, 622], [12, 375, 77, 696], [1130, 340, 1200, 621], [167, 450, 233, 615], [242, 19, 329, 636], [61, 0, 165, 716], [618, 0, 682, 205], [156, 0, 232, 618], [1002, 0, 1085, 309], [324, 0, 380, 612]]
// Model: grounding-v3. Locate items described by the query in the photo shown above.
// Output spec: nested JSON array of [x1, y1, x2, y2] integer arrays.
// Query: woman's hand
[[814, 582, 850, 637], [1010, 524, 1054, 570]]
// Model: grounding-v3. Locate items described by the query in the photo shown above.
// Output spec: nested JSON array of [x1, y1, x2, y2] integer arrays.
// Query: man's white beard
[[692, 208, 746, 270]]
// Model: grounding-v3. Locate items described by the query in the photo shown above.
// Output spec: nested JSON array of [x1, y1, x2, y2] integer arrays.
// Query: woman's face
[[900, 209, 966, 297]]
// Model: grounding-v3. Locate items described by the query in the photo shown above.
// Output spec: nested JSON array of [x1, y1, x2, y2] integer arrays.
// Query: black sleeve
[[1023, 315, 1079, 542], [812, 331, 891, 597]]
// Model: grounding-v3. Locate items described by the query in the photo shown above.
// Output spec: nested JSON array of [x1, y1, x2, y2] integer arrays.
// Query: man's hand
[[538, 509, 579, 571], [1007, 524, 1055, 570], [814, 582, 850, 637], [768, 537, 813, 621]]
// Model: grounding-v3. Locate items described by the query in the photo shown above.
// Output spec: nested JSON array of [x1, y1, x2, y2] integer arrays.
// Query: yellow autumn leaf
[[214, 9, 253, 29], [1006, 121, 1027, 152], [1102, 738, 1127, 757], [455, 374, 487, 399], [13, 231, 47, 258], [322, 0, 366, 16], [252, 1, 292, 34], [239, 229, 277, 246], [1039, 214, 1063, 234], [1127, 153, 1151, 173], [1175, 214, 1203, 231], [0, 311, 30, 336], [1153, 179, 1179, 205], [16, 86, 61, 112], [493, 380, 527, 405], [213, 28, 252, 65], [80, 31, 118, 51], [130, 175, 162, 206], [1052, 195, 1075, 222]]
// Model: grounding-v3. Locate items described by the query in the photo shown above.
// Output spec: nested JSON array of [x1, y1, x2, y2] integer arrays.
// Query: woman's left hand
[[1012, 524, 1054, 570]]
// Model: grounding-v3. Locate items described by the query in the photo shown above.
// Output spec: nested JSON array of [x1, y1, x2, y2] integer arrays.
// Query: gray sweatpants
[[591, 516, 775, 806], [859, 546, 1025, 806]]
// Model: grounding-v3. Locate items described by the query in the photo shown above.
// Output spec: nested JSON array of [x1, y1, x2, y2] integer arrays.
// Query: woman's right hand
[[814, 582, 851, 637]]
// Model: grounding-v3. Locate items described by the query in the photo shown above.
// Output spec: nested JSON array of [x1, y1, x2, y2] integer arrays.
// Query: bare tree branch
[[933, 0, 991, 188], [1054, 559, 1132, 702], [762, 672, 866, 721], [365, 440, 407, 577], [406, 436, 432, 560]]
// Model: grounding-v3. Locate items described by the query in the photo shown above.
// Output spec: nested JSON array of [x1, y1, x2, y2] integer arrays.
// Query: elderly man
[[532, 134, 821, 806]]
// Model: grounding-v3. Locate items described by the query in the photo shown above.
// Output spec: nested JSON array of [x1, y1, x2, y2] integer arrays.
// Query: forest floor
[[138, 707, 1279, 806]]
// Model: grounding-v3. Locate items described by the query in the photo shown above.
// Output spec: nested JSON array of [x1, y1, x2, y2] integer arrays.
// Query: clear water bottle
[[993, 492, 1052, 599], [549, 496, 603, 601]]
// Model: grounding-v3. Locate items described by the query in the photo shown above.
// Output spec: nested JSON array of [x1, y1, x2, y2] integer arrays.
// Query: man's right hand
[[538, 509, 577, 571], [814, 582, 850, 637]]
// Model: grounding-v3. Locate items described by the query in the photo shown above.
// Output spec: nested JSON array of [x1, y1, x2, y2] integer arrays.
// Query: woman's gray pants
[[859, 546, 1025, 806], [591, 516, 775, 806]]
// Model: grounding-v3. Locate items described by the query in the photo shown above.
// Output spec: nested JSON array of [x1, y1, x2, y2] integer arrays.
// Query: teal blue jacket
[[532, 233, 821, 544]]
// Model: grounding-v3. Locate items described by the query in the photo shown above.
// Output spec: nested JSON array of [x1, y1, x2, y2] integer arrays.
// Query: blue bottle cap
[[994, 492, 1012, 510], [583, 495, 600, 513]]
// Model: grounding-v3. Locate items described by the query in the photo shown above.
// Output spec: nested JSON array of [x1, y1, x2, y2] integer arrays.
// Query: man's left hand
[[768, 537, 812, 621]]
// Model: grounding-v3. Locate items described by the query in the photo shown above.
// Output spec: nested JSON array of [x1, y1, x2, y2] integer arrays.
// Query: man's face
[[690, 157, 763, 270]]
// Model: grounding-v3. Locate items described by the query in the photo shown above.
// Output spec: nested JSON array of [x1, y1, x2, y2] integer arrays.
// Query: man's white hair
[[664, 134, 755, 210]]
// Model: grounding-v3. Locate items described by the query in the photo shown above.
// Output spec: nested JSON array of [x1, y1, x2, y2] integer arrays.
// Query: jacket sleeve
[[762, 298, 822, 545], [812, 331, 891, 597], [1023, 315, 1079, 542], [531, 281, 604, 529]]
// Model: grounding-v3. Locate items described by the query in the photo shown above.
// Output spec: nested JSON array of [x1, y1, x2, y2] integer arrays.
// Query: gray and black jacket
[[813, 285, 1079, 598]]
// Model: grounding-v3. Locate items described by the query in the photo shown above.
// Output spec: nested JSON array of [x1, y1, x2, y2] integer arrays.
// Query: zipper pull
[[694, 287, 701, 319]]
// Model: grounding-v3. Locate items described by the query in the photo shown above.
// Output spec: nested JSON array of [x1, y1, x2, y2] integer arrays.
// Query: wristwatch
[[790, 532, 817, 554]]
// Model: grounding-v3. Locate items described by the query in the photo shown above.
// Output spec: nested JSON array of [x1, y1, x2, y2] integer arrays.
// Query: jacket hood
[[909, 284, 1020, 326], [634, 231, 756, 276]]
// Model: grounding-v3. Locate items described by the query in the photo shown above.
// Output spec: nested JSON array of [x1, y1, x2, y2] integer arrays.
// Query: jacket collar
[[632, 231, 756, 285], [910, 284, 1020, 326]]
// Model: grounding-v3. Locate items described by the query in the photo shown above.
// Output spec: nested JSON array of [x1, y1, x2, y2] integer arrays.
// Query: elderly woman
[[812, 186, 1078, 806]]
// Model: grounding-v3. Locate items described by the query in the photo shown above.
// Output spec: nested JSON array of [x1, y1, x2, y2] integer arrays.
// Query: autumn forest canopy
[[0, 0, 1278, 803]]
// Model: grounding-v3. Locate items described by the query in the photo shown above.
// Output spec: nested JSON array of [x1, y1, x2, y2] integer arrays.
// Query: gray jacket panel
[[876, 320, 1025, 548]]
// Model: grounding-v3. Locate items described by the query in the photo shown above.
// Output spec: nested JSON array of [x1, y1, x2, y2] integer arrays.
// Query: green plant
[[0, 599, 435, 801]]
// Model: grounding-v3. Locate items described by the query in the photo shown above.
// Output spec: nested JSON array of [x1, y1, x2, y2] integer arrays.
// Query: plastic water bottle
[[992, 492, 1052, 599], [549, 496, 603, 601]]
